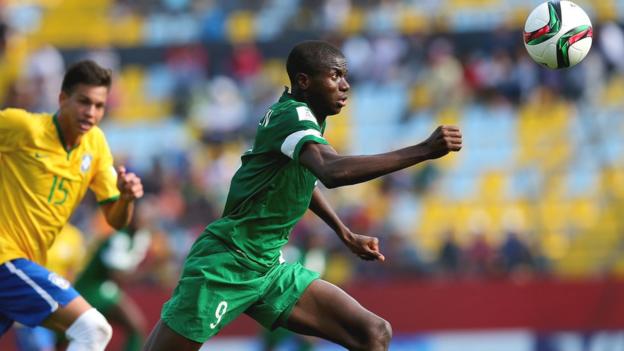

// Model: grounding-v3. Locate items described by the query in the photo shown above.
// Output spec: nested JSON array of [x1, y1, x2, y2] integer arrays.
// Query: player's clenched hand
[[345, 233, 385, 262], [423, 125, 462, 159], [116, 166, 144, 201]]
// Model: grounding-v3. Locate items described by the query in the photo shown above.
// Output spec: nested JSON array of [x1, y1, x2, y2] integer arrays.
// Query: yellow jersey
[[0, 108, 119, 265]]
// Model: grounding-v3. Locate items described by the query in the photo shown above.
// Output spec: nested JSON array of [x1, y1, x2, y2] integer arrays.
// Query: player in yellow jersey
[[0, 60, 144, 351]]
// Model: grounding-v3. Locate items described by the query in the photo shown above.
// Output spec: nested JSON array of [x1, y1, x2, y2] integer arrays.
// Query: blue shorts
[[0, 259, 79, 336]]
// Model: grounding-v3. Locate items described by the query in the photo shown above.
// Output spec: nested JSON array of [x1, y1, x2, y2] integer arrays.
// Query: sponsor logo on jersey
[[296, 106, 318, 125], [80, 154, 93, 172], [48, 272, 70, 290]]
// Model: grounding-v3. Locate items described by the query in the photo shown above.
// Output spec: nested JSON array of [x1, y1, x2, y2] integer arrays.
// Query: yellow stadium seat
[[480, 171, 508, 203], [600, 167, 624, 199], [398, 6, 429, 35], [603, 75, 624, 105], [111, 14, 143, 47], [340, 7, 365, 35], [110, 66, 171, 121], [446, 0, 501, 9], [593, 0, 618, 22], [226, 11, 256, 44], [555, 207, 622, 276]]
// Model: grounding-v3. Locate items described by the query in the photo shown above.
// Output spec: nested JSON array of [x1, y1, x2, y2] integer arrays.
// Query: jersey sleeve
[[90, 130, 120, 205], [265, 105, 329, 163], [0, 108, 32, 152]]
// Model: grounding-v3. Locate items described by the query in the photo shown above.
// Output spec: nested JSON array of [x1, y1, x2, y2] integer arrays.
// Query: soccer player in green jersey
[[0, 60, 144, 351], [75, 207, 152, 351], [144, 40, 462, 351]]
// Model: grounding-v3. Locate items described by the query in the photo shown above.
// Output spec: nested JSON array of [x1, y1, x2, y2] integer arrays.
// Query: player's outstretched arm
[[299, 125, 462, 189], [309, 187, 384, 261], [101, 166, 144, 229]]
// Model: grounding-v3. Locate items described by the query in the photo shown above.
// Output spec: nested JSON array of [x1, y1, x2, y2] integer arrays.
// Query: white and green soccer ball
[[523, 1, 593, 69]]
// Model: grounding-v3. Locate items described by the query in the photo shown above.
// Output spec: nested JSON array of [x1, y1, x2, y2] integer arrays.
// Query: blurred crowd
[[1, 0, 624, 288]]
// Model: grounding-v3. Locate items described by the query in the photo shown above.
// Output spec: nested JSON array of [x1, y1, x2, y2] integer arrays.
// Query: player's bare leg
[[142, 319, 202, 351], [42, 295, 112, 350], [41, 295, 92, 331], [283, 279, 392, 351]]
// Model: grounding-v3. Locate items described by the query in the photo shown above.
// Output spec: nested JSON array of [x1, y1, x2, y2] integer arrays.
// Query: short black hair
[[61, 60, 112, 94], [286, 40, 345, 83]]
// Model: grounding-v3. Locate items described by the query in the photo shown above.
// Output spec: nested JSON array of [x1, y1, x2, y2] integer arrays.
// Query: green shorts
[[161, 234, 319, 343]]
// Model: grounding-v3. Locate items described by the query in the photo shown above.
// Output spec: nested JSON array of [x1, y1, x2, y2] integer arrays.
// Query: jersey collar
[[52, 112, 80, 154], [279, 86, 295, 103]]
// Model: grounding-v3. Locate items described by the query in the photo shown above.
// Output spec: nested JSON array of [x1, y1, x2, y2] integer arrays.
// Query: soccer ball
[[523, 1, 593, 69]]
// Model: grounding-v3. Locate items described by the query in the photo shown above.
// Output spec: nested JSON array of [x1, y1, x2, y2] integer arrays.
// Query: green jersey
[[206, 91, 329, 269]]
